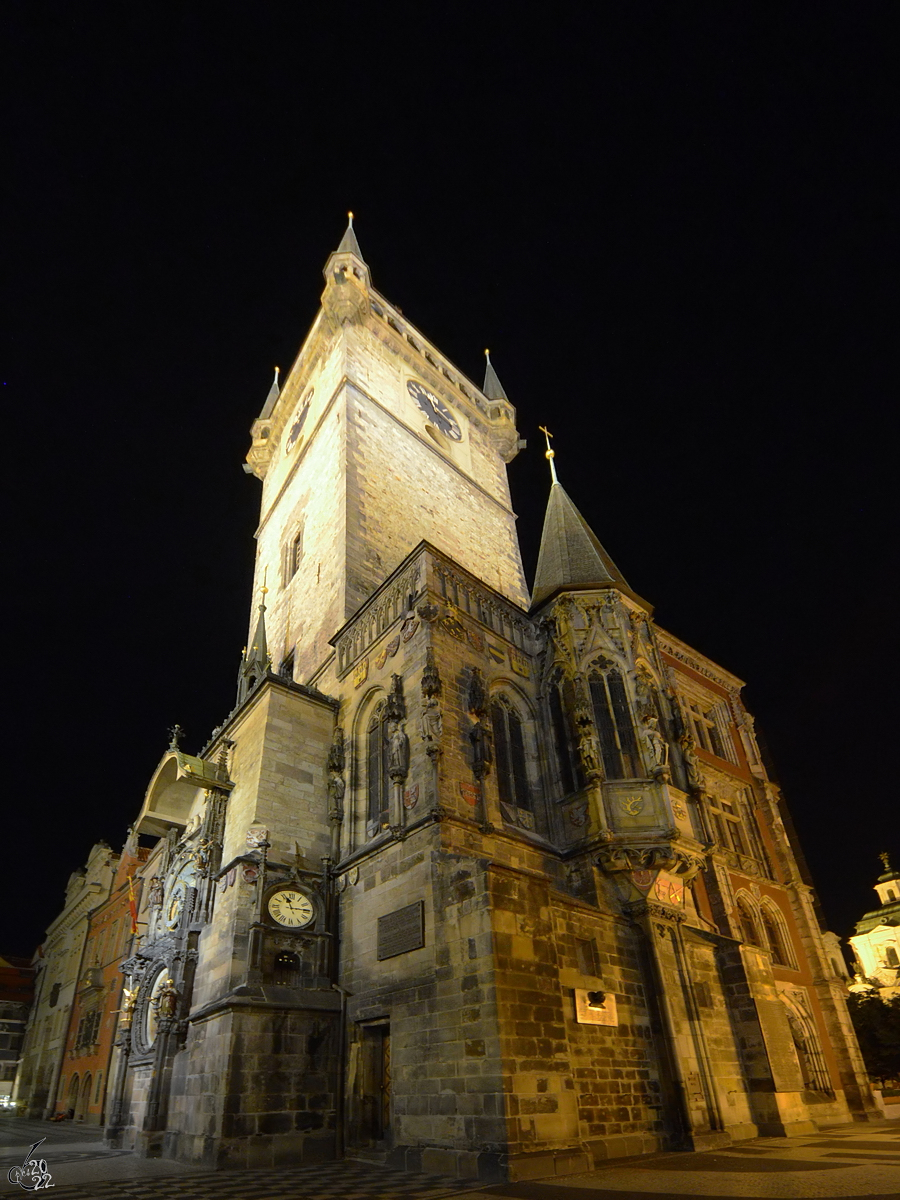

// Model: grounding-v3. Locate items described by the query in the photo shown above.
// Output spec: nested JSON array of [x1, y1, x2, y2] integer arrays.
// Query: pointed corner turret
[[237, 580, 271, 704], [322, 212, 372, 325], [324, 211, 369, 278], [335, 211, 364, 260], [530, 431, 649, 612], [259, 366, 280, 420], [483, 349, 509, 402]]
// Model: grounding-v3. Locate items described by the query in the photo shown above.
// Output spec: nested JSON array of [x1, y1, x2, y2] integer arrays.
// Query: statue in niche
[[635, 671, 659, 722], [421, 646, 442, 700], [577, 726, 602, 778], [148, 877, 164, 908], [156, 978, 179, 1021], [420, 697, 443, 744], [385, 674, 406, 723], [387, 721, 410, 780], [193, 839, 213, 876], [328, 774, 346, 804], [642, 716, 669, 776], [679, 734, 704, 791], [118, 985, 137, 1030], [468, 719, 492, 779], [327, 726, 345, 774], [465, 667, 487, 720]]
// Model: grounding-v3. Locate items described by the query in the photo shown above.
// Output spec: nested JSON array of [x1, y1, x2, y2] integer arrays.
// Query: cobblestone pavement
[[1, 1118, 898, 1199]]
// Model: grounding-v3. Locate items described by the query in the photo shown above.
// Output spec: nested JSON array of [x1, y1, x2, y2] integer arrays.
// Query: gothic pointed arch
[[586, 656, 640, 779], [544, 666, 585, 797]]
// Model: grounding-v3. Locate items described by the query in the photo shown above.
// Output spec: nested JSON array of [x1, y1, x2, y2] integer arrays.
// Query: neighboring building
[[849, 854, 900, 1000], [0, 956, 36, 1105], [13, 843, 117, 1118], [54, 840, 147, 1123], [89, 222, 878, 1178]]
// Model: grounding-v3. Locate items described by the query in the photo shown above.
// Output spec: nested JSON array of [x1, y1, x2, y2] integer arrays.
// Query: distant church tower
[[32, 218, 876, 1179]]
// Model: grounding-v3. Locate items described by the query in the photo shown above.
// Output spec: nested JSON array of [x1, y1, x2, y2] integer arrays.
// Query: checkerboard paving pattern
[[5, 1159, 482, 1200]]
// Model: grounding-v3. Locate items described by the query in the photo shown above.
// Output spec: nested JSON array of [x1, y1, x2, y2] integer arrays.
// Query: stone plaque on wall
[[377, 901, 425, 960]]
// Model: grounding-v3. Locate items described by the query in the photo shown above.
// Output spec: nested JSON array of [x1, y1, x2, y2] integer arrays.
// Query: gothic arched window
[[589, 666, 640, 779], [548, 678, 584, 796], [736, 898, 761, 946], [366, 703, 390, 835], [760, 907, 789, 966], [491, 696, 530, 809]]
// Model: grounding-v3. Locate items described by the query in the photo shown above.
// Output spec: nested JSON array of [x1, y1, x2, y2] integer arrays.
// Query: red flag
[[127, 875, 138, 935]]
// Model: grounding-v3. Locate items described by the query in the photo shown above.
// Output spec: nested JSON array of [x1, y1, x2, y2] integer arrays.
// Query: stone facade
[[18, 221, 880, 1178], [849, 855, 900, 1000]]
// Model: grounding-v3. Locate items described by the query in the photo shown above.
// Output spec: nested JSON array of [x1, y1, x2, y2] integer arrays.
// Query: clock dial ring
[[266, 887, 315, 929], [406, 380, 462, 442]]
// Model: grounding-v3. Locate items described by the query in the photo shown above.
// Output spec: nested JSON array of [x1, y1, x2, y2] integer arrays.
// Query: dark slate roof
[[336, 216, 364, 260], [855, 899, 900, 935], [531, 482, 632, 609], [483, 353, 509, 402]]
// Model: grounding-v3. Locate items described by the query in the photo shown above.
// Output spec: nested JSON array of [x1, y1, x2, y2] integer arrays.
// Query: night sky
[[3, 6, 896, 959]]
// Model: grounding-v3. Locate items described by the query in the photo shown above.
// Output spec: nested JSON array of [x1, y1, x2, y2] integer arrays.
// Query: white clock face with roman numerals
[[267, 888, 314, 928]]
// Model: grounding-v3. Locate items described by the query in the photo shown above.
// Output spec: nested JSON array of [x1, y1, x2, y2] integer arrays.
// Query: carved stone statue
[[420, 697, 443, 743], [193, 839, 212, 875], [642, 716, 669, 775], [327, 726, 345, 774], [387, 721, 410, 780], [468, 719, 492, 779], [679, 734, 704, 791], [118, 985, 137, 1029], [576, 727, 602, 778], [465, 667, 487, 720], [329, 774, 346, 804], [156, 977, 179, 1020], [385, 674, 406, 723], [148, 877, 164, 908]]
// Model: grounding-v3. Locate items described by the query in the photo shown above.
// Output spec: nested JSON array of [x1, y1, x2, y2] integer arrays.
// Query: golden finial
[[259, 567, 269, 606], [879, 851, 892, 872], [348, 211, 354, 223], [539, 425, 558, 484]]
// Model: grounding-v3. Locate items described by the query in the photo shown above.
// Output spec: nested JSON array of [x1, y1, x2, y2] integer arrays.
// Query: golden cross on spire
[[539, 426, 558, 484]]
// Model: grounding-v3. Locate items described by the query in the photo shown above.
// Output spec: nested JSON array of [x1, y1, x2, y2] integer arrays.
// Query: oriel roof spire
[[483, 349, 509, 402], [531, 434, 638, 610]]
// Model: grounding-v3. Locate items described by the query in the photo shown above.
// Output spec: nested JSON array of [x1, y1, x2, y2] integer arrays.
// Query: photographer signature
[[7, 1138, 53, 1190]]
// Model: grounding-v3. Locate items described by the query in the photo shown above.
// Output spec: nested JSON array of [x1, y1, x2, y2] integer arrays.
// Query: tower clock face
[[267, 888, 314, 928], [407, 380, 462, 441]]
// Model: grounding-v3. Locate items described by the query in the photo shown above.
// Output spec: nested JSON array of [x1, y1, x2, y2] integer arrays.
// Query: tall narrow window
[[736, 899, 760, 946], [366, 704, 390, 834], [590, 668, 640, 779], [548, 680, 584, 795], [687, 701, 730, 759], [491, 698, 530, 809], [761, 907, 790, 966]]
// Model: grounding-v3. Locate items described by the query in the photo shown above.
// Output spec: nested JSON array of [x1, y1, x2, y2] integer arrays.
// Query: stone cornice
[[656, 628, 744, 693]]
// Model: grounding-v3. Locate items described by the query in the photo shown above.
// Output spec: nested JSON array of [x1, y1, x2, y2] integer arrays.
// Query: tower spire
[[335, 211, 365, 261], [483, 349, 509, 402], [260, 366, 280, 420]]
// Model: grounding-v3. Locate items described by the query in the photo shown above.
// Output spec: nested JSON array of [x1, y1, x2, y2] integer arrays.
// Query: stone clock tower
[[87, 218, 877, 1180], [243, 217, 529, 684]]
